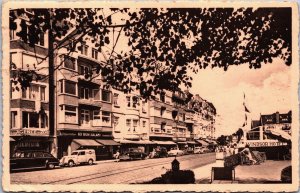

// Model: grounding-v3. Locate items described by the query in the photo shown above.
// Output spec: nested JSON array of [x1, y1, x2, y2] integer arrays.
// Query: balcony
[[78, 98, 102, 107]]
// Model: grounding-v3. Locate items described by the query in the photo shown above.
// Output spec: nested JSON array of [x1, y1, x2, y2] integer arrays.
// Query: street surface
[[11, 153, 215, 184]]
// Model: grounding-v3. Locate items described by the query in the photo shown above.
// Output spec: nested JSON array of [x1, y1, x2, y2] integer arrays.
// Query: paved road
[[11, 153, 216, 184]]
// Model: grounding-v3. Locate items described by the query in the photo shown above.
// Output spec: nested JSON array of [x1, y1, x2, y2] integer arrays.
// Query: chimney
[[276, 112, 280, 124]]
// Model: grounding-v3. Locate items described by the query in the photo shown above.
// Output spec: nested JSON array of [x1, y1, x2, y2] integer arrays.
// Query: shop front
[[116, 139, 155, 154], [57, 130, 119, 160]]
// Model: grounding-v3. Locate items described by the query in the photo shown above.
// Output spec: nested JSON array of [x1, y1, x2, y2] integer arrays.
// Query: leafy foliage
[[10, 8, 292, 100]]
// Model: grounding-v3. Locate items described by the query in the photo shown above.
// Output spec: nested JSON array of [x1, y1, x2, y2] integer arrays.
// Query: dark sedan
[[119, 148, 147, 161], [10, 150, 60, 171]]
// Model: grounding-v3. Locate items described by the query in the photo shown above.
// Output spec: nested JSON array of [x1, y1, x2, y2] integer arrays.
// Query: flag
[[244, 105, 250, 113], [242, 122, 246, 127], [245, 114, 247, 121]]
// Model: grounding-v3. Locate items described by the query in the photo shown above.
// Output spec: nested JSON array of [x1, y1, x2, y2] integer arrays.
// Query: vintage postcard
[[2, 1, 299, 192]]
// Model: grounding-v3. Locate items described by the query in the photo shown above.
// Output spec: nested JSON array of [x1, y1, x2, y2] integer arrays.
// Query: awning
[[265, 129, 291, 142], [152, 140, 177, 145], [118, 139, 155, 145], [195, 139, 209, 146], [72, 139, 103, 147], [187, 141, 197, 145], [96, 139, 120, 146], [123, 134, 140, 140], [177, 141, 187, 144]]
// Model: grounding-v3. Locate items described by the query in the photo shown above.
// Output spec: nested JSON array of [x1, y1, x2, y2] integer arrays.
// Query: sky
[[189, 58, 292, 137]]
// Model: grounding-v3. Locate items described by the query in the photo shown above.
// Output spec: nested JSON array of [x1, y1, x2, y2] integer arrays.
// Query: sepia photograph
[[2, 1, 299, 192]]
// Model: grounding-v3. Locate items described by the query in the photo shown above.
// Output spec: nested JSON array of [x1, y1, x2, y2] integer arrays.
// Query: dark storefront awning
[[195, 139, 209, 146], [96, 139, 120, 146], [187, 141, 197, 145], [72, 139, 103, 147], [152, 140, 177, 145], [118, 139, 155, 145]]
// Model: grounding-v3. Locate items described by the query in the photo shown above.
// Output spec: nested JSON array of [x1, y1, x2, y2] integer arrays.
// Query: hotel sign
[[10, 128, 49, 136], [246, 141, 288, 147]]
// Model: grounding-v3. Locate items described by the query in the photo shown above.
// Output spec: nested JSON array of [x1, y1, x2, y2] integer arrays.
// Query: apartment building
[[9, 12, 52, 156]]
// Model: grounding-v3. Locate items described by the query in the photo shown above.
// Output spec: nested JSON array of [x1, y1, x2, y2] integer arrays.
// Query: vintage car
[[167, 149, 185, 156], [119, 148, 147, 161], [10, 150, 59, 171], [194, 147, 203, 154], [60, 149, 96, 167]]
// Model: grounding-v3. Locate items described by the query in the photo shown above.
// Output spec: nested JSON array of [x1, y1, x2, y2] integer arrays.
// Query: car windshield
[[71, 152, 78, 155]]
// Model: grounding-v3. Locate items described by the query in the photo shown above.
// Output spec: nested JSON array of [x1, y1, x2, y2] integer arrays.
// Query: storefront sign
[[59, 131, 112, 138], [246, 141, 288, 147], [10, 129, 49, 136]]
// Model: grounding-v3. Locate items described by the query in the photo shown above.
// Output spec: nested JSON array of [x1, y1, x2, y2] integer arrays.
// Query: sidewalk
[[194, 160, 291, 184]]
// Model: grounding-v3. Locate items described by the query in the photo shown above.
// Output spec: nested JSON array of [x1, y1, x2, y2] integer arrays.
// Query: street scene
[[3, 3, 298, 192]]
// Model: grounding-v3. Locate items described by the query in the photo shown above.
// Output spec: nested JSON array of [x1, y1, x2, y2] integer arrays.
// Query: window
[[11, 111, 17, 128], [102, 90, 111, 102], [126, 119, 131, 131], [62, 55, 76, 70], [183, 114, 186, 121], [40, 87, 45, 101], [133, 120, 138, 132], [80, 87, 89, 99], [132, 96, 138, 108], [93, 89, 100, 100], [29, 85, 39, 100], [22, 112, 39, 128], [126, 96, 131, 107], [80, 110, 90, 126], [64, 80, 76, 95], [64, 105, 77, 123], [142, 101, 146, 113], [10, 30, 15, 40], [102, 111, 110, 123], [92, 48, 98, 60], [79, 151, 85, 156], [160, 93, 165, 102], [40, 113, 47, 128], [161, 123, 166, 133], [81, 44, 89, 56], [93, 110, 101, 126], [160, 107, 166, 116], [38, 32, 44, 46], [113, 93, 119, 106], [114, 116, 119, 126], [142, 121, 146, 128], [79, 65, 90, 76]]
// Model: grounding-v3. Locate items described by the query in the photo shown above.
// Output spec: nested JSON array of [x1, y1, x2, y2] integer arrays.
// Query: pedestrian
[[114, 150, 120, 162]]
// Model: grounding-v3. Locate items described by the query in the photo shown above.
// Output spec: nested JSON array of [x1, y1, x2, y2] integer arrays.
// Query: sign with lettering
[[10, 129, 49, 136], [58, 130, 112, 138], [246, 141, 288, 147]]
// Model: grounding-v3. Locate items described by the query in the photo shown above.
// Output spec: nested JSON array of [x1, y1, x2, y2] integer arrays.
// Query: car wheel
[[68, 160, 75, 167], [88, 159, 93, 165], [47, 163, 55, 169]]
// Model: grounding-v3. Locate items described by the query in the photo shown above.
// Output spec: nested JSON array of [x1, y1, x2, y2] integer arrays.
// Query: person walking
[[114, 150, 120, 162]]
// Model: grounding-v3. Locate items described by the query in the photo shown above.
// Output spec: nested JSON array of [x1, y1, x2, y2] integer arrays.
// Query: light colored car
[[60, 149, 96, 167], [194, 147, 202, 154], [167, 149, 184, 156]]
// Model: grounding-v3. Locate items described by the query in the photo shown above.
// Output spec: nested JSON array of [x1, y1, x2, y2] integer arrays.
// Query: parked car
[[150, 147, 168, 158], [60, 149, 96, 167], [194, 147, 202, 154], [119, 148, 147, 161], [167, 149, 184, 156], [10, 150, 59, 171], [201, 147, 212, 153]]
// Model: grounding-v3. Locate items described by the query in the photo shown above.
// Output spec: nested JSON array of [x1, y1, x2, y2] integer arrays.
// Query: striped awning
[[195, 139, 209, 146]]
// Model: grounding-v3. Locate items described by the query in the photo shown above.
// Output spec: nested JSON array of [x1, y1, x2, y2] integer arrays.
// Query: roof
[[261, 111, 292, 125]]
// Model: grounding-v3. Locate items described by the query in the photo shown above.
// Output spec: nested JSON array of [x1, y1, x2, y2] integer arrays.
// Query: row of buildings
[[9, 11, 217, 160]]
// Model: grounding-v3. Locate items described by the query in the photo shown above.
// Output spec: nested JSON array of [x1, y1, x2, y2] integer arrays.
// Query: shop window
[[102, 90, 111, 102], [64, 105, 77, 123], [102, 111, 111, 124], [80, 87, 89, 99], [113, 93, 119, 107], [92, 48, 98, 60], [11, 111, 17, 128], [80, 110, 90, 126]]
